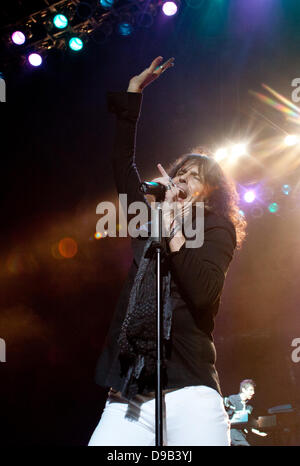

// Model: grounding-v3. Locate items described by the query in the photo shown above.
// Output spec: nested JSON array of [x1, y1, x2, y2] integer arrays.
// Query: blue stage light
[[117, 22, 133, 36], [100, 0, 114, 9], [69, 37, 83, 51], [53, 14, 68, 29]]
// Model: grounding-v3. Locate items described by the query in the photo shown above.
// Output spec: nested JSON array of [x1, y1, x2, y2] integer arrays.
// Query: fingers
[[132, 56, 174, 92], [148, 56, 163, 73], [151, 177, 168, 186], [151, 176, 172, 189], [153, 57, 175, 75], [161, 57, 175, 71], [157, 163, 169, 178], [157, 163, 178, 192]]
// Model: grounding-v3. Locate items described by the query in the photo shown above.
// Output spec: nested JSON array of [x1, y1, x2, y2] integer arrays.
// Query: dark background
[[1, 0, 300, 445]]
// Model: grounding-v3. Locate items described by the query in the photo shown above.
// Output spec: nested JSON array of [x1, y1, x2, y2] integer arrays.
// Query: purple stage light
[[162, 1, 178, 16], [11, 31, 26, 45], [244, 190, 256, 203], [28, 53, 42, 67]]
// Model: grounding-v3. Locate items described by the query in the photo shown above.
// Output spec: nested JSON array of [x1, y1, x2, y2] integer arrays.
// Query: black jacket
[[228, 394, 253, 415], [94, 91, 236, 396], [228, 394, 253, 446]]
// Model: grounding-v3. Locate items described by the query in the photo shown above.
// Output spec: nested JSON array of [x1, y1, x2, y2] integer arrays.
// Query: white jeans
[[88, 385, 231, 446]]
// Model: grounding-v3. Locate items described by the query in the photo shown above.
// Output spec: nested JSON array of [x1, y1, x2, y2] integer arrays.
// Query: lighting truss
[[1, 0, 164, 66]]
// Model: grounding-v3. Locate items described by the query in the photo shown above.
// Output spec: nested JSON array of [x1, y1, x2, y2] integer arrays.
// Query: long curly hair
[[168, 147, 247, 248]]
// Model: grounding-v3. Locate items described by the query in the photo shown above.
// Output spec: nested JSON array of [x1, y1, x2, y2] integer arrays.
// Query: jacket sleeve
[[227, 395, 238, 417], [107, 91, 149, 207], [168, 215, 236, 311]]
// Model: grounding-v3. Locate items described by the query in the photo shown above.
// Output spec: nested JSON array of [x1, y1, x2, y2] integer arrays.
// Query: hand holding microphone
[[140, 163, 181, 203], [140, 164, 189, 251]]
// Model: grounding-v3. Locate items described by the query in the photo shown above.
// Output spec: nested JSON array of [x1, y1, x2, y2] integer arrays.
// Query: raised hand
[[127, 56, 175, 93]]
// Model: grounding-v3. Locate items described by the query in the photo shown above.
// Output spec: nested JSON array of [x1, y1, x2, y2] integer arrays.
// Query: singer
[[88, 57, 246, 446]]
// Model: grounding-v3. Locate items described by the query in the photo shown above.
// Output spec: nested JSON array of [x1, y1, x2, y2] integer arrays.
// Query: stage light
[[11, 31, 26, 45], [214, 147, 228, 162], [231, 143, 247, 159], [53, 14, 68, 29], [100, 0, 115, 9], [28, 53, 42, 67], [268, 202, 279, 213], [117, 22, 133, 36], [282, 184, 291, 195], [244, 190, 256, 203], [69, 37, 83, 51], [162, 1, 178, 16], [284, 134, 298, 146]]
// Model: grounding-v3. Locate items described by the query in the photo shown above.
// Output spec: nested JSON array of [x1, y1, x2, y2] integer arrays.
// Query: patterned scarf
[[117, 237, 172, 399]]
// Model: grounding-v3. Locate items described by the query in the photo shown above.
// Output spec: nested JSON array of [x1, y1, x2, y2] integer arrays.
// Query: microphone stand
[[155, 202, 163, 446], [139, 182, 165, 445]]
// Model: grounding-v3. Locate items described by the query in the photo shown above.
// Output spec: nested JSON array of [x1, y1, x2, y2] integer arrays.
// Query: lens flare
[[268, 202, 279, 213], [282, 184, 291, 195], [58, 238, 78, 258], [262, 84, 300, 115], [250, 84, 300, 120]]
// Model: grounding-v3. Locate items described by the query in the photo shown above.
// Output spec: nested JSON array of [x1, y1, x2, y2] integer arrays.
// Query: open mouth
[[177, 184, 188, 200]]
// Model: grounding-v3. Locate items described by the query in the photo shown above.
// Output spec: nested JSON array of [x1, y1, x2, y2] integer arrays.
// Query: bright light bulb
[[231, 143, 247, 158], [11, 31, 26, 45], [284, 135, 298, 146], [28, 53, 42, 67], [53, 14, 68, 29], [244, 190, 256, 203], [69, 37, 83, 51], [162, 1, 178, 16], [214, 147, 228, 161]]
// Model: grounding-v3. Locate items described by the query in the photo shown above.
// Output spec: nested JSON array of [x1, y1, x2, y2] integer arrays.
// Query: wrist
[[127, 84, 142, 94], [168, 232, 185, 252], [162, 208, 175, 238], [166, 220, 182, 243]]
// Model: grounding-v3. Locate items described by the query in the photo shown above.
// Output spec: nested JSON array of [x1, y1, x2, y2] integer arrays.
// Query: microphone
[[140, 181, 166, 201]]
